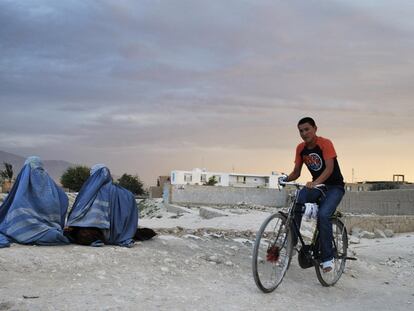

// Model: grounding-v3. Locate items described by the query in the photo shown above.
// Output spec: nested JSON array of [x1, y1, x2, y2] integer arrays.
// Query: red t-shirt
[[295, 136, 344, 186]]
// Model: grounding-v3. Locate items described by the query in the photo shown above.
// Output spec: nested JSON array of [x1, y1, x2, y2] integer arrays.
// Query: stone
[[384, 229, 394, 238], [360, 231, 376, 239], [374, 229, 387, 239], [205, 254, 223, 264], [351, 227, 362, 237], [165, 203, 194, 214], [349, 236, 361, 244], [199, 206, 229, 219]]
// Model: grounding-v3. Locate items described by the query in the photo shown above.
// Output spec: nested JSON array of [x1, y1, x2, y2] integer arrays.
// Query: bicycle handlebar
[[278, 180, 326, 189]]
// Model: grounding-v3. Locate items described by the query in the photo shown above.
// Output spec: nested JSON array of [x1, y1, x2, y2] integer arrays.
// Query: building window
[[237, 176, 246, 183], [184, 174, 192, 182], [346, 186, 351, 191], [201, 174, 207, 183], [172, 173, 175, 183], [357, 186, 363, 191]]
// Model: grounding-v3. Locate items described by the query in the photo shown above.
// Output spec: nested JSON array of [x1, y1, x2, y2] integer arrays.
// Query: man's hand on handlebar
[[306, 182, 327, 189], [306, 181, 316, 189], [278, 174, 288, 186]]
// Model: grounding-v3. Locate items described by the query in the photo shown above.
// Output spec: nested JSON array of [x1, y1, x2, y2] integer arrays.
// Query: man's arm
[[286, 162, 302, 182], [306, 158, 334, 188]]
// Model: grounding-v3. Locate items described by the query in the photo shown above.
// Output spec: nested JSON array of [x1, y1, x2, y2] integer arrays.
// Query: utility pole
[[352, 168, 354, 183]]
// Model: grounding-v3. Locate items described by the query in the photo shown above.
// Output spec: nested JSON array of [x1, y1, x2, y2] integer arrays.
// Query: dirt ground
[[0, 230, 413, 311]]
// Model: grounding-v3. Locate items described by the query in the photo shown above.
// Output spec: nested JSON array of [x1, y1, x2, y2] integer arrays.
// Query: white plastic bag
[[304, 203, 318, 220]]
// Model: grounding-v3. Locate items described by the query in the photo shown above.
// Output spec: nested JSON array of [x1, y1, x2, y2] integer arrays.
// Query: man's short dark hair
[[298, 117, 316, 127]]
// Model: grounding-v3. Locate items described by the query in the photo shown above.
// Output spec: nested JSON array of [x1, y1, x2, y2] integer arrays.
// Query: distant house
[[149, 175, 171, 198], [344, 182, 372, 192], [170, 168, 282, 189], [345, 181, 414, 192]]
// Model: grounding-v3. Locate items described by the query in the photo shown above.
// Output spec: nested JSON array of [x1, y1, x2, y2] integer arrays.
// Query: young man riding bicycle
[[279, 117, 345, 273]]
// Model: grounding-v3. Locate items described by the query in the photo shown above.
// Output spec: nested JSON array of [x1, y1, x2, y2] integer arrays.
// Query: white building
[[170, 168, 282, 189]]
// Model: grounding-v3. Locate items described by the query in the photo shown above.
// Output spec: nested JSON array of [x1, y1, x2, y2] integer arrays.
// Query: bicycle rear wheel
[[315, 218, 348, 286], [252, 213, 293, 293]]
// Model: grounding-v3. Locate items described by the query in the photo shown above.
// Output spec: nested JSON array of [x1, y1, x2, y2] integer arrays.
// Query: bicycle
[[252, 181, 354, 292]]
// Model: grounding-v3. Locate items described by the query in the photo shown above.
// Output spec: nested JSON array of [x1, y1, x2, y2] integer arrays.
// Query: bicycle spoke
[[252, 213, 293, 293], [315, 218, 348, 287]]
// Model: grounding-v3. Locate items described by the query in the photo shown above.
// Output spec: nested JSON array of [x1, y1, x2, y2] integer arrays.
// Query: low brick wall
[[339, 189, 414, 215], [169, 186, 414, 215], [343, 215, 414, 233], [149, 186, 163, 199], [169, 185, 287, 207]]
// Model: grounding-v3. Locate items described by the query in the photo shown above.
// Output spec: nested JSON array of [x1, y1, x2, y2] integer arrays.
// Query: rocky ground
[[0, 200, 413, 311]]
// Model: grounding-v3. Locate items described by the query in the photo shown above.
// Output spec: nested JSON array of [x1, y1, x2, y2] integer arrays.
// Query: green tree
[[205, 176, 218, 186], [60, 166, 90, 192], [117, 173, 145, 196], [0, 162, 13, 181]]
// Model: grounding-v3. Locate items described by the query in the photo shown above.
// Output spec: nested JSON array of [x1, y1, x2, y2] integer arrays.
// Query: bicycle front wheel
[[252, 213, 293, 293], [315, 218, 348, 287]]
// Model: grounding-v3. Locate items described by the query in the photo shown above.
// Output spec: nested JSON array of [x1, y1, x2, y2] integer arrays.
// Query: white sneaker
[[322, 259, 334, 273]]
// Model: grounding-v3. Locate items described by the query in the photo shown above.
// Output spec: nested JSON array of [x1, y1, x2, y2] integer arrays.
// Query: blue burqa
[[66, 165, 138, 247], [0, 156, 69, 247]]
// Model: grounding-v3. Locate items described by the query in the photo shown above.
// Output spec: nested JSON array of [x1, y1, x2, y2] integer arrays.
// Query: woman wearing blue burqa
[[65, 164, 154, 247], [0, 156, 70, 248]]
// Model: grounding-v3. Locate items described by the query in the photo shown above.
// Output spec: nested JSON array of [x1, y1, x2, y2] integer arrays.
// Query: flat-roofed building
[[170, 168, 282, 189]]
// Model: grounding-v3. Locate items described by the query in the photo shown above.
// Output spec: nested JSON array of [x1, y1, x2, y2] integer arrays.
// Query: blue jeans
[[293, 185, 345, 262]]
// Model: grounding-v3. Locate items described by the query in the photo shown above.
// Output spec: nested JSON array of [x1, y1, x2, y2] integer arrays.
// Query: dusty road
[[0, 231, 413, 311]]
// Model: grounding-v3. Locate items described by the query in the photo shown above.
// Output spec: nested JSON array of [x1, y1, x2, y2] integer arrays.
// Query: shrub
[[205, 176, 218, 186], [117, 173, 145, 196], [60, 166, 90, 192], [0, 162, 13, 181]]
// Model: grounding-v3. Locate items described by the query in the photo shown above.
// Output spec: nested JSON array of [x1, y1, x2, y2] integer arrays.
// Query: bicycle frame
[[280, 182, 326, 250], [284, 185, 306, 246]]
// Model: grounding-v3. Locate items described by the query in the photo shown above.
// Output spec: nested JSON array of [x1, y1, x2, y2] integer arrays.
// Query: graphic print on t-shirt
[[303, 153, 323, 171]]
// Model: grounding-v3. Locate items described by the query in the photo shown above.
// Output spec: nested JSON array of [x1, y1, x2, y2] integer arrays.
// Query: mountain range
[[0, 150, 75, 183]]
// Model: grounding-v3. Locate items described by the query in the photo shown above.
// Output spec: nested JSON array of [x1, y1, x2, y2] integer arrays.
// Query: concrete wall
[[149, 186, 163, 199], [339, 189, 414, 215], [169, 185, 414, 215], [343, 215, 414, 233], [169, 184, 287, 207]]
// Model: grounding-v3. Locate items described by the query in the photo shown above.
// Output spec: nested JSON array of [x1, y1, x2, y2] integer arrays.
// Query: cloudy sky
[[1, 0, 414, 185]]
